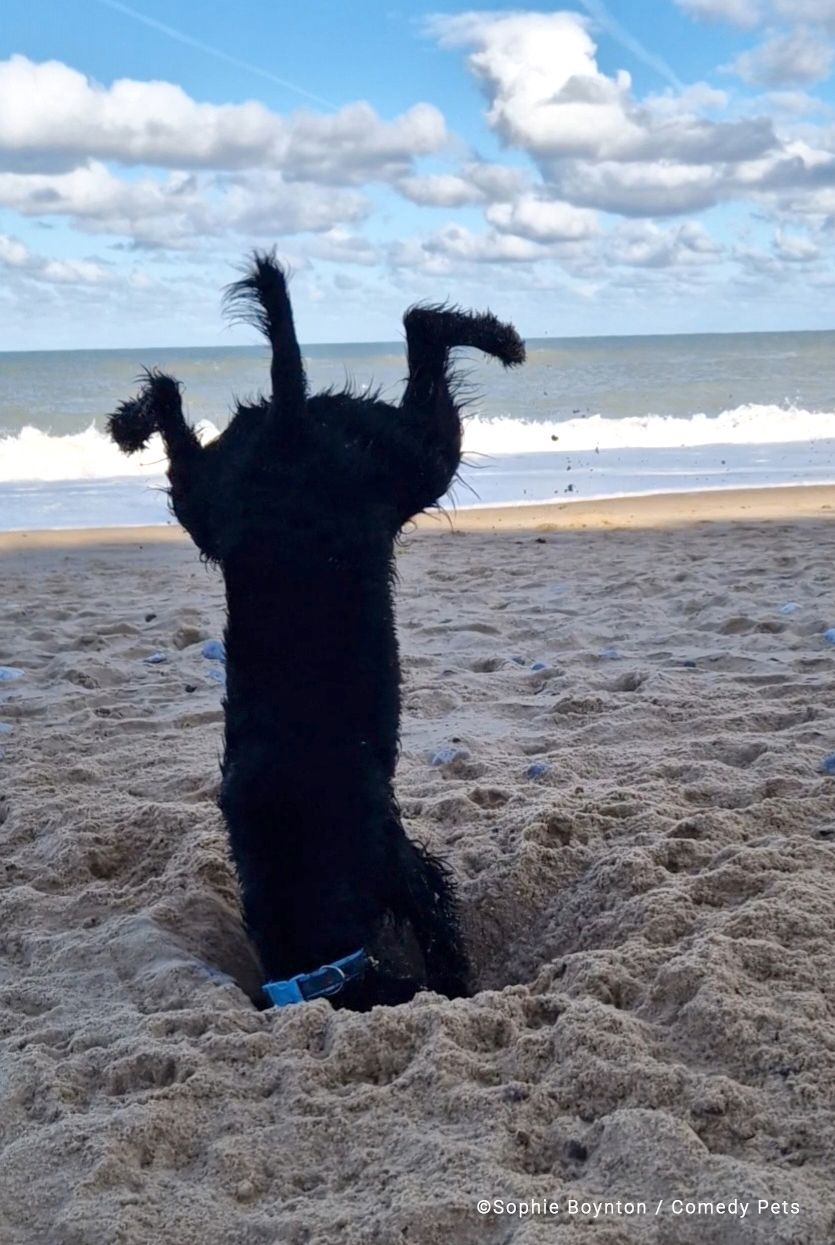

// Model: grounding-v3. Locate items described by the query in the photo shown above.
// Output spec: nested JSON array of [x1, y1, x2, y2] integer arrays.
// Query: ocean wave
[[1, 404, 835, 483], [463, 404, 835, 455], [0, 421, 220, 483]]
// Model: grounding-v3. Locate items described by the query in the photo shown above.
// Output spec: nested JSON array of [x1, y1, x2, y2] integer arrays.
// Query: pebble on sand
[[526, 762, 550, 779], [431, 747, 470, 768], [202, 640, 226, 663]]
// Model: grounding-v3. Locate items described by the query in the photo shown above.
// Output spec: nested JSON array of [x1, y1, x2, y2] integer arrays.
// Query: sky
[[4, 0, 835, 348]]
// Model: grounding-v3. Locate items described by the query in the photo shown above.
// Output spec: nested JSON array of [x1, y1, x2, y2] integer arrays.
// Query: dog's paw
[[107, 394, 157, 454]]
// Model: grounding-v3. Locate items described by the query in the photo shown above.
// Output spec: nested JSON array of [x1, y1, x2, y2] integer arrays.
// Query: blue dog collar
[[263, 948, 369, 1008]]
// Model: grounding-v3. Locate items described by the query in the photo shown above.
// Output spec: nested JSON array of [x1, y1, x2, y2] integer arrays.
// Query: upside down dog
[[108, 252, 525, 1010]]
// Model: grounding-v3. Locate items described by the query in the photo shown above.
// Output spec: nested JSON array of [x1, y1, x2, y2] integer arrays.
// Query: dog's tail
[[223, 251, 308, 436], [400, 304, 525, 412]]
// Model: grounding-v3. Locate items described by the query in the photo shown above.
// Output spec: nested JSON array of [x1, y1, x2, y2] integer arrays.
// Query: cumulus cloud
[[428, 12, 773, 163], [0, 56, 447, 182], [300, 229, 379, 266], [555, 160, 723, 216], [397, 173, 487, 207], [390, 223, 547, 268], [0, 162, 369, 247], [607, 220, 723, 267], [730, 28, 833, 86], [397, 161, 528, 207], [0, 232, 113, 284], [485, 195, 598, 241], [426, 10, 781, 217]]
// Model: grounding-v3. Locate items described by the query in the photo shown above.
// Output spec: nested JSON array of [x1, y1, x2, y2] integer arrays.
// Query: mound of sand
[[1, 498, 834, 1243]]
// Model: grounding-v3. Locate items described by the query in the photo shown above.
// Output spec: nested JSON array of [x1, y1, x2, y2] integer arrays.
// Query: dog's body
[[108, 254, 524, 1010]]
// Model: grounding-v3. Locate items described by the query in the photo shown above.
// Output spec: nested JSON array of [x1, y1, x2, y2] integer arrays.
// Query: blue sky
[[4, 0, 835, 348]]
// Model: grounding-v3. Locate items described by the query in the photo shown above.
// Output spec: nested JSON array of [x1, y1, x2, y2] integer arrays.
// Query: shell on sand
[[0, 490, 834, 1244]]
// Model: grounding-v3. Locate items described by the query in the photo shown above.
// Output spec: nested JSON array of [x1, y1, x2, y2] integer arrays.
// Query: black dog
[[108, 253, 525, 1010]]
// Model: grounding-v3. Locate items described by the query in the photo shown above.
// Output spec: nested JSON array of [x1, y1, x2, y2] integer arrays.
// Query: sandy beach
[[1, 485, 835, 1243]]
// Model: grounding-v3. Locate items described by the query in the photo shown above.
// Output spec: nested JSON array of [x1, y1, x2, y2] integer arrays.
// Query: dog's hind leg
[[393, 305, 526, 519], [393, 836, 472, 1000]]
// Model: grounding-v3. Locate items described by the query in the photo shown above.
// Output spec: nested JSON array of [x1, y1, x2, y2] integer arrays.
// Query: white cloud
[[765, 90, 831, 115], [394, 223, 547, 267], [397, 160, 528, 207], [0, 232, 113, 284], [607, 219, 723, 267], [427, 11, 773, 164], [425, 10, 782, 218], [772, 227, 820, 259], [730, 28, 833, 87], [772, 0, 835, 25], [0, 56, 448, 183], [0, 235, 28, 266], [428, 11, 637, 159], [280, 103, 448, 185], [485, 195, 599, 241], [555, 159, 723, 216], [575, 0, 683, 89], [300, 229, 379, 266], [397, 173, 486, 207], [672, 0, 762, 26], [0, 162, 370, 247]]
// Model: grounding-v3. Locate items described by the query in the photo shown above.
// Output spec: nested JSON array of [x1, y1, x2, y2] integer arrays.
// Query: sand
[[1, 487, 835, 1244]]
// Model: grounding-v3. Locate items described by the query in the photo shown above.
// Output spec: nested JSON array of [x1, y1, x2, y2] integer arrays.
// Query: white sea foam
[[1, 404, 834, 485], [463, 404, 835, 456], [0, 421, 221, 483]]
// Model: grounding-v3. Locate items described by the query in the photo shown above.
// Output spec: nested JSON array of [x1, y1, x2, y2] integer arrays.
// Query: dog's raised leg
[[393, 305, 526, 520], [107, 371, 220, 558]]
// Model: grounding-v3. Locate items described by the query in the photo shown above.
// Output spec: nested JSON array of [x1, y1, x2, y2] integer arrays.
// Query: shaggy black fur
[[107, 251, 525, 1010]]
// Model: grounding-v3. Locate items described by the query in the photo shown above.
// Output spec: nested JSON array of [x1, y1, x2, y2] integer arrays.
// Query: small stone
[[144, 613, 157, 623], [235, 1179, 256, 1202], [143, 652, 168, 665], [531, 662, 548, 672], [0, 723, 13, 734], [600, 647, 620, 660], [526, 762, 550, 779], [0, 668, 23, 681], [510, 656, 526, 666], [821, 754, 835, 775], [430, 747, 469, 768], [823, 629, 835, 645], [185, 685, 197, 694], [173, 625, 207, 650], [202, 639, 226, 663], [780, 601, 800, 615]]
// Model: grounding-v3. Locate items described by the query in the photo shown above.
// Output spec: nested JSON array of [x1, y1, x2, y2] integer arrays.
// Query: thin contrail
[[91, 0, 338, 109], [576, 0, 684, 91]]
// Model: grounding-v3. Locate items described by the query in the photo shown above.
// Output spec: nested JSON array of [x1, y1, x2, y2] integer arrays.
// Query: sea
[[2, 330, 835, 531]]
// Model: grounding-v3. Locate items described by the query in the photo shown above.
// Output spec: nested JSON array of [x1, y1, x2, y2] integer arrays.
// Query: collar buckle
[[263, 948, 369, 1008]]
